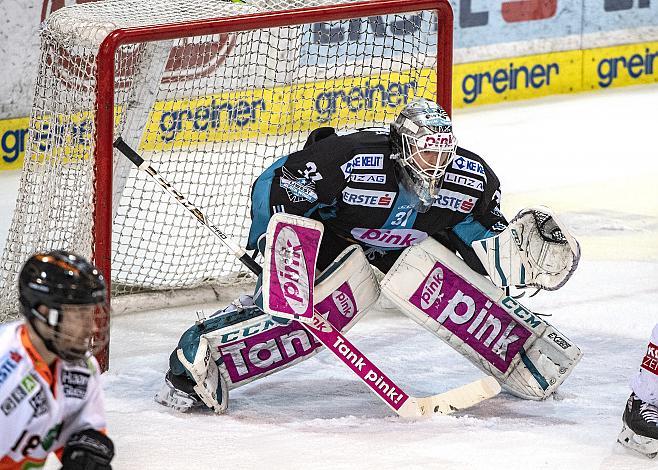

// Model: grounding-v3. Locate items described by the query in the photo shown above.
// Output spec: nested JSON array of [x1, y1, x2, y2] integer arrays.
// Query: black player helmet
[[19, 250, 108, 361], [390, 98, 457, 212]]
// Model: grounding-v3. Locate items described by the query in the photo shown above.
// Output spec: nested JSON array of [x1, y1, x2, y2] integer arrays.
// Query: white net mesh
[[0, 0, 447, 322]]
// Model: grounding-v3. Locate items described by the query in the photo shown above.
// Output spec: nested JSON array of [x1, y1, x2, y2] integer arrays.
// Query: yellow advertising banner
[[582, 42, 658, 90], [453, 50, 583, 107], [0, 41, 656, 172], [0, 117, 30, 171], [142, 70, 433, 151]]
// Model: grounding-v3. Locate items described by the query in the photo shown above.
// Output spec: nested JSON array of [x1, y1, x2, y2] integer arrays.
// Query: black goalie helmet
[[390, 98, 457, 212], [19, 251, 108, 361]]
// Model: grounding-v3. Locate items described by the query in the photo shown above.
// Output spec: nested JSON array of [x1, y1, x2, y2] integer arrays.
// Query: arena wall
[[0, 0, 656, 170]]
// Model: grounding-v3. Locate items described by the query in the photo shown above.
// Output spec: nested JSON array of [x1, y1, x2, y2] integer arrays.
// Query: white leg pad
[[201, 245, 380, 390], [381, 238, 582, 400]]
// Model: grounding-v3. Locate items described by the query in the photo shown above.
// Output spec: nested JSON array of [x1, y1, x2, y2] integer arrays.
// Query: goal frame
[[93, 0, 453, 368]]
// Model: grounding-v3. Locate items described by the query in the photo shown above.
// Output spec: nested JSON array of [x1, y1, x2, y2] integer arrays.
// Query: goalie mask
[[390, 98, 457, 212], [19, 251, 108, 362]]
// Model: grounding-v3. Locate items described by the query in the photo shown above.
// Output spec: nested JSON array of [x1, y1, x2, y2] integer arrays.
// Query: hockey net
[[0, 0, 452, 325]]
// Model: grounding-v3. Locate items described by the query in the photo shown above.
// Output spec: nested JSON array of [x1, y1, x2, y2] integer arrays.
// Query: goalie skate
[[617, 393, 658, 459], [155, 373, 205, 413]]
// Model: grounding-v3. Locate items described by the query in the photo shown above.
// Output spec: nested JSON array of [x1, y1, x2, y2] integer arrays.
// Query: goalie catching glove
[[473, 206, 580, 291]]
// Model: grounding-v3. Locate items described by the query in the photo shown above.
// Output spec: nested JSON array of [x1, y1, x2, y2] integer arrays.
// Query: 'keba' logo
[[332, 291, 355, 319], [274, 226, 309, 315], [420, 265, 444, 310], [41, 0, 236, 91]]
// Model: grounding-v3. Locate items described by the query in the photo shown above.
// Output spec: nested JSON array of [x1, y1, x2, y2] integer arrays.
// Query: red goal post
[[94, 0, 453, 296]]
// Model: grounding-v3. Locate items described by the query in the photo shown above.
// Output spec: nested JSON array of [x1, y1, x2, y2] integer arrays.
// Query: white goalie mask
[[390, 99, 457, 212]]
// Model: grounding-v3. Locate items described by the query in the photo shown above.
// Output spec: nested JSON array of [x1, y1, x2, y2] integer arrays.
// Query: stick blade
[[399, 376, 501, 418]]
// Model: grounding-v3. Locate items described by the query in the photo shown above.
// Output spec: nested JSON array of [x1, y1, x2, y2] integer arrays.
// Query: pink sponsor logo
[[642, 342, 658, 376], [410, 262, 532, 372], [273, 226, 309, 315], [417, 132, 455, 150], [220, 283, 357, 384], [331, 290, 355, 318], [351, 228, 428, 248], [419, 265, 444, 310], [220, 324, 320, 383]]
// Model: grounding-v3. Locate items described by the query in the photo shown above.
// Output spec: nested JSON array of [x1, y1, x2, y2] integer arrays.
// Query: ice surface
[[3, 84, 654, 469]]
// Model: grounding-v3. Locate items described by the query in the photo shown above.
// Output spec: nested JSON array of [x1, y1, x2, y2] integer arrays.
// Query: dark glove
[[61, 429, 114, 470]]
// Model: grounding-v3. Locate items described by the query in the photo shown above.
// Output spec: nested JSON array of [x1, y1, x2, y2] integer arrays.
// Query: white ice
[[2, 84, 654, 469]]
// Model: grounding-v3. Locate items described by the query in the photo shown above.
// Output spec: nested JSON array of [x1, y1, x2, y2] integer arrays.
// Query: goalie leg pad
[[381, 237, 582, 400], [164, 244, 379, 409]]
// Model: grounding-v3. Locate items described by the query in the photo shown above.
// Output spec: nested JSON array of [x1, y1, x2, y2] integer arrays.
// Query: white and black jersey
[[248, 128, 507, 273], [0, 323, 107, 468]]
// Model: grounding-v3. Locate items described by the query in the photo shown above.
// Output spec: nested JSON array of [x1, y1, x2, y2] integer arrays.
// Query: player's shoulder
[[62, 355, 101, 378], [291, 127, 390, 167], [307, 127, 390, 151], [455, 146, 488, 165], [0, 324, 34, 398], [0, 320, 20, 343], [337, 127, 391, 148]]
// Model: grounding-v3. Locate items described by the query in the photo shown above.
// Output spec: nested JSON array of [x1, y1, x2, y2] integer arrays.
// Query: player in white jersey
[[618, 323, 658, 458], [0, 251, 113, 470]]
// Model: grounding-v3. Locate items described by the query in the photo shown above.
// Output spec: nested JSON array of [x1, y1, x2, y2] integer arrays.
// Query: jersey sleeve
[[447, 154, 508, 275], [450, 160, 507, 247], [247, 130, 352, 250]]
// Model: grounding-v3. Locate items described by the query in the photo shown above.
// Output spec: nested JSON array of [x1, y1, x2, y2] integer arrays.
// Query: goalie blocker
[[381, 237, 582, 400]]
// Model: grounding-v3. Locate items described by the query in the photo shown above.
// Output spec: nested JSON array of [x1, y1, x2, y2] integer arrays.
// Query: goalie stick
[[113, 137, 501, 418]]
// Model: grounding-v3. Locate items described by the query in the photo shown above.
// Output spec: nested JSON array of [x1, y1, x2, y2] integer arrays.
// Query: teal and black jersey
[[248, 127, 507, 274]]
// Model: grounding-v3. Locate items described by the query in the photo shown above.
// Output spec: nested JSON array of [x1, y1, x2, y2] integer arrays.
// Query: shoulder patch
[[451, 155, 487, 181]]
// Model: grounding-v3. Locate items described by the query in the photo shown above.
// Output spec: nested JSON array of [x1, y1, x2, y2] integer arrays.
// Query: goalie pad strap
[[381, 238, 582, 400]]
